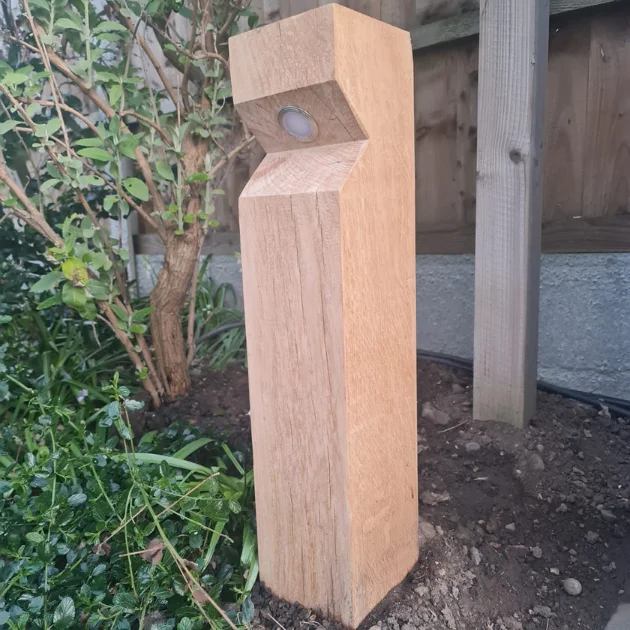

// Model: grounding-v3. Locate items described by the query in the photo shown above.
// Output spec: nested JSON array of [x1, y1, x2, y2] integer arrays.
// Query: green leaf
[[54, 18, 82, 31], [26, 531, 45, 544], [129, 323, 147, 334], [62, 284, 87, 311], [78, 175, 105, 187], [126, 453, 214, 475], [108, 401, 121, 419], [93, 21, 129, 33], [68, 493, 87, 507], [177, 619, 193, 630], [0, 120, 20, 135], [2, 72, 29, 86], [0, 315, 11, 324], [41, 178, 61, 191], [74, 138, 104, 147], [184, 172, 210, 184], [28, 596, 44, 614], [90, 252, 112, 271], [156, 160, 175, 182], [103, 195, 117, 212], [122, 177, 149, 201], [189, 532, 202, 549], [241, 596, 255, 624], [31, 270, 63, 293], [87, 280, 109, 300], [62, 258, 88, 285], [77, 147, 112, 162], [46, 118, 62, 136], [112, 591, 136, 614], [0, 611, 10, 625], [94, 71, 120, 83], [173, 438, 212, 460], [124, 399, 144, 411], [38, 294, 63, 309], [131, 306, 153, 321], [109, 84, 122, 108], [111, 304, 128, 321], [117, 134, 140, 159], [53, 597, 75, 628]]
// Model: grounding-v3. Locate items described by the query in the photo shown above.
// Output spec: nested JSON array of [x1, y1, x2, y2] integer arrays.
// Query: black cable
[[416, 350, 630, 418]]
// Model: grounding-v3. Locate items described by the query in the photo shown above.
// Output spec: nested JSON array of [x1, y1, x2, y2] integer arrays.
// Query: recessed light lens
[[278, 106, 317, 142]]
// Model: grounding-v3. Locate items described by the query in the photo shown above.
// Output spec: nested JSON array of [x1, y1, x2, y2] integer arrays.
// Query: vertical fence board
[[582, 8, 630, 218], [473, 0, 549, 427], [542, 16, 590, 220]]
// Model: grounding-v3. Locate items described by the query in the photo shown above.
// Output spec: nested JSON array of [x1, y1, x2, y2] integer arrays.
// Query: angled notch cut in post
[[229, 6, 417, 627], [473, 0, 549, 428]]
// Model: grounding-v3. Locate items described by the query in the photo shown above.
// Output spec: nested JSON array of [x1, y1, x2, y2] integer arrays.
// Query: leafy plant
[[0, 0, 257, 408], [0, 308, 133, 425], [0, 375, 257, 629], [186, 257, 245, 370]]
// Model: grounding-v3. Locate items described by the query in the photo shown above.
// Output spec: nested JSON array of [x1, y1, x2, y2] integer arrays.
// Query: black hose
[[195, 320, 245, 345], [416, 350, 630, 418], [194, 319, 630, 417]]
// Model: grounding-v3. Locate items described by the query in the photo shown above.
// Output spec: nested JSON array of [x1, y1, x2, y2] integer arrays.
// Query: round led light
[[278, 106, 318, 142]]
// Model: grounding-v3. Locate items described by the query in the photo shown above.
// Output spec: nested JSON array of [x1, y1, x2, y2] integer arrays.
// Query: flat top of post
[[229, 4, 411, 106]]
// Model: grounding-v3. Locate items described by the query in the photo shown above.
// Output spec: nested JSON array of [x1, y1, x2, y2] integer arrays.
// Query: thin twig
[[108, 1, 180, 106], [438, 418, 470, 434], [18, 98, 99, 135], [264, 611, 288, 630], [120, 110, 172, 145]]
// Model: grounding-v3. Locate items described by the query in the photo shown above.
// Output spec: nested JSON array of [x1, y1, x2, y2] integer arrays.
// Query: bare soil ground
[[144, 360, 630, 630]]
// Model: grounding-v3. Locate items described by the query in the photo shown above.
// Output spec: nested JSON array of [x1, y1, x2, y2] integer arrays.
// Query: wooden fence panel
[[582, 8, 630, 220], [135, 1, 630, 256], [542, 15, 590, 222], [414, 4, 630, 254]]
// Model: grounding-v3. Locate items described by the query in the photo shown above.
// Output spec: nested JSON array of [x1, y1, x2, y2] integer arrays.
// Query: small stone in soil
[[532, 605, 553, 619], [505, 523, 516, 532], [418, 519, 437, 547], [585, 531, 599, 544], [563, 578, 583, 596], [421, 402, 451, 427], [419, 490, 450, 506], [556, 503, 568, 513], [531, 546, 543, 559], [470, 547, 482, 566], [600, 508, 617, 522], [465, 441, 481, 453]]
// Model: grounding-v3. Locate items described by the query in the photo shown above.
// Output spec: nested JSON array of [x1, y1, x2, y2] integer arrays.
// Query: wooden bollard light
[[229, 5, 417, 627]]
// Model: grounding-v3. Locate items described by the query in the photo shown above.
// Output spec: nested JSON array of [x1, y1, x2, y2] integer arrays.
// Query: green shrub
[[0, 375, 257, 629]]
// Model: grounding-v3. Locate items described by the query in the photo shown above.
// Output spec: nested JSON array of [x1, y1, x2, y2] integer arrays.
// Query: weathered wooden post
[[473, 0, 549, 428], [229, 5, 417, 627]]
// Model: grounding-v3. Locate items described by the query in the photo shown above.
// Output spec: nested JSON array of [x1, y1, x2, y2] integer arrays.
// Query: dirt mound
[[149, 360, 630, 630]]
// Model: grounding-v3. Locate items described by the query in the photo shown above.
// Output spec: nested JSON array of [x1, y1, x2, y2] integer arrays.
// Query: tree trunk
[[149, 222, 203, 399]]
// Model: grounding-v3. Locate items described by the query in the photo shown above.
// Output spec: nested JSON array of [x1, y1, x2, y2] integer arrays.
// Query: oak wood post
[[229, 6, 418, 626], [473, 0, 550, 427]]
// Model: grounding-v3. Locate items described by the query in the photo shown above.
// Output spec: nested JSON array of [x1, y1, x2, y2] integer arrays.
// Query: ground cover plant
[[0, 368, 257, 629]]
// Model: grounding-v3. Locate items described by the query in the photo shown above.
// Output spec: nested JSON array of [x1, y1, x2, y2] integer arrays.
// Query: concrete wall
[[136, 253, 630, 400]]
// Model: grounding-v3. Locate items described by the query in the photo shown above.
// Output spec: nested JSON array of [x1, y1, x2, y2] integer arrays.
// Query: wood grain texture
[[231, 6, 417, 626], [473, 0, 549, 427], [414, 42, 477, 232], [411, 0, 623, 50], [542, 15, 590, 220], [582, 7, 630, 218]]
